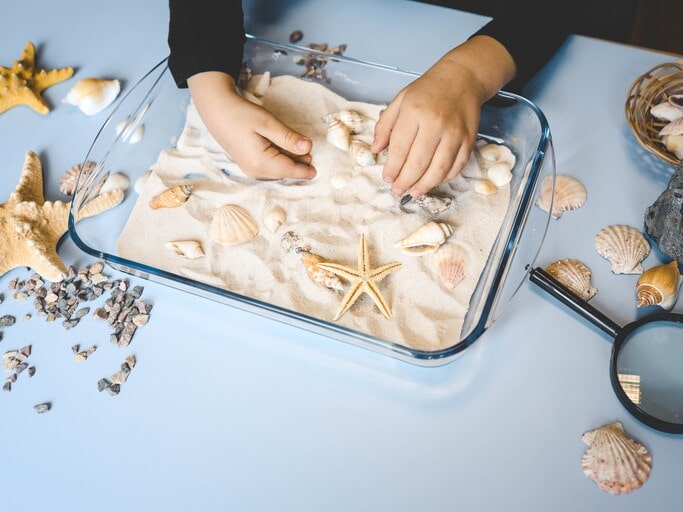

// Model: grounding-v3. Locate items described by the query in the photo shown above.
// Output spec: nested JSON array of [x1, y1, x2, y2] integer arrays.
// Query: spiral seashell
[[336, 109, 375, 134], [349, 140, 376, 166], [209, 204, 259, 246], [536, 174, 586, 219], [595, 224, 650, 275], [325, 115, 351, 151], [163, 240, 205, 259], [59, 161, 97, 195], [299, 250, 345, 293], [545, 259, 597, 301], [263, 205, 286, 233], [581, 421, 652, 495], [478, 143, 516, 166], [396, 221, 455, 256], [636, 261, 681, 309], [62, 78, 121, 116], [432, 243, 468, 289], [149, 184, 193, 209]]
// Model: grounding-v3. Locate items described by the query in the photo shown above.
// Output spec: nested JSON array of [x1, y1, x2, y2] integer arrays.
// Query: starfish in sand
[[317, 234, 401, 320], [0, 41, 73, 115], [0, 151, 123, 282]]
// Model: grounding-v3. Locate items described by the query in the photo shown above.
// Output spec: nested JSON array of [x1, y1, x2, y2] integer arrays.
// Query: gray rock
[[644, 164, 683, 264]]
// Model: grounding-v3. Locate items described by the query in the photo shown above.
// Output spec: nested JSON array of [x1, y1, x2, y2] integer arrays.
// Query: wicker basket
[[625, 60, 683, 166]]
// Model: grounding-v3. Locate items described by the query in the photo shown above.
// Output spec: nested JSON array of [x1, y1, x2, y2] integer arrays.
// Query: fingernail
[[383, 176, 394, 184], [296, 138, 311, 151]]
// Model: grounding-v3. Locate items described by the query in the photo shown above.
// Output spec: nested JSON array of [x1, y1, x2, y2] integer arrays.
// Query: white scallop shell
[[581, 422, 652, 495], [59, 161, 96, 196], [62, 78, 121, 116], [595, 224, 650, 274], [263, 205, 286, 233], [396, 221, 455, 256], [432, 243, 468, 289], [545, 259, 597, 301], [164, 240, 205, 259], [209, 204, 259, 246], [487, 162, 513, 187], [349, 140, 376, 166], [636, 261, 681, 309], [100, 172, 130, 194], [536, 174, 586, 219]]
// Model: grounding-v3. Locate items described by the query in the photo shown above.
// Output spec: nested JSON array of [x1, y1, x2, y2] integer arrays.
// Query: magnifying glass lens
[[615, 319, 683, 425]]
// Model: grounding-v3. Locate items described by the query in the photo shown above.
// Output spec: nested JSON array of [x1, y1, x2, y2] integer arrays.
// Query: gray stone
[[644, 164, 683, 264]]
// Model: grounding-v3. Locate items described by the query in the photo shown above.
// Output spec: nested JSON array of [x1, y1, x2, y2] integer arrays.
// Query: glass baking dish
[[68, 35, 554, 366]]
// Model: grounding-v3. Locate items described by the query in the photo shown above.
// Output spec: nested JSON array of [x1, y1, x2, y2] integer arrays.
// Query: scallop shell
[[396, 221, 455, 256], [536, 174, 586, 219], [581, 421, 652, 495], [263, 205, 286, 233], [487, 162, 513, 187], [62, 78, 121, 116], [432, 243, 468, 289], [164, 240, 205, 259], [349, 140, 376, 166], [325, 116, 351, 151], [100, 172, 130, 194], [299, 250, 345, 293], [59, 161, 97, 195], [149, 184, 193, 209], [337, 109, 375, 134], [636, 261, 681, 309], [595, 225, 650, 275], [545, 259, 597, 301], [209, 204, 259, 246]]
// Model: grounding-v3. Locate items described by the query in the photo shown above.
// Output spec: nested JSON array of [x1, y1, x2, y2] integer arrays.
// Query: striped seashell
[[636, 261, 681, 309], [432, 243, 468, 289], [396, 221, 455, 256], [536, 174, 586, 219], [299, 250, 345, 293], [595, 224, 650, 274], [149, 184, 193, 209], [75, 189, 124, 221], [336, 109, 375, 134], [349, 140, 376, 166], [209, 204, 259, 246], [59, 161, 97, 196], [545, 259, 597, 301]]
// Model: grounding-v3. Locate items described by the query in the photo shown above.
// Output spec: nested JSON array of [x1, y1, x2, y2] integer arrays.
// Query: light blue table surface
[[1, 1, 682, 510]]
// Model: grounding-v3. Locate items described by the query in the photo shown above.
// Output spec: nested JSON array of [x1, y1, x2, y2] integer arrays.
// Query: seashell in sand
[[487, 162, 513, 187], [595, 224, 650, 275], [337, 109, 375, 134], [325, 115, 351, 151], [263, 205, 286, 233], [636, 260, 681, 309], [149, 184, 193, 209], [536, 174, 586, 219], [415, 194, 452, 215], [163, 240, 205, 259], [209, 204, 259, 246], [478, 143, 516, 166], [349, 140, 376, 166], [650, 99, 683, 122], [252, 71, 271, 97], [134, 171, 151, 194], [473, 179, 498, 195], [59, 161, 97, 195], [581, 421, 652, 495], [299, 250, 345, 293], [432, 243, 468, 289], [62, 78, 121, 116], [100, 172, 130, 194], [330, 171, 352, 189], [545, 259, 597, 301], [281, 231, 304, 253], [396, 221, 455, 256]]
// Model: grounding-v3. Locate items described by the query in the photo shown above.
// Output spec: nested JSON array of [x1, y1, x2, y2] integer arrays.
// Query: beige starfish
[[317, 234, 401, 320], [0, 151, 123, 282], [0, 41, 74, 115]]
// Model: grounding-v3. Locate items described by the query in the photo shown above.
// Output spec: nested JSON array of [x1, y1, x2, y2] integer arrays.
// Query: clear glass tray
[[69, 35, 554, 366]]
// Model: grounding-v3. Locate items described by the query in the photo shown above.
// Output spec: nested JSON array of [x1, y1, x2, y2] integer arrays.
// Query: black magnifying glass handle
[[529, 267, 621, 339]]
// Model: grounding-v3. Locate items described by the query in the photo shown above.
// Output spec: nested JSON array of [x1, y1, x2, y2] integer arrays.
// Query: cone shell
[[149, 184, 193, 209], [636, 261, 681, 309], [546, 259, 597, 301], [209, 204, 259, 246], [299, 250, 345, 293], [62, 78, 121, 116], [536, 174, 586, 219], [595, 225, 650, 274], [396, 221, 455, 256], [581, 422, 652, 495], [164, 240, 205, 259], [263, 205, 286, 233], [432, 244, 468, 289], [349, 140, 376, 166]]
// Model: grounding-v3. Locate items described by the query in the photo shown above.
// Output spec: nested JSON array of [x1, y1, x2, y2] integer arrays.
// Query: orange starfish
[[0, 41, 74, 115]]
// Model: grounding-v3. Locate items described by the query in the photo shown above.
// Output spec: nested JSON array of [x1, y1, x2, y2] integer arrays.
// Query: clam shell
[[164, 240, 205, 259], [337, 109, 375, 134], [396, 221, 455, 256], [432, 243, 468, 289], [545, 259, 597, 301], [62, 78, 121, 116], [59, 161, 97, 195], [349, 140, 376, 166], [299, 250, 345, 293], [325, 116, 351, 151], [536, 174, 586, 219], [149, 184, 193, 209], [636, 260, 681, 309], [263, 205, 286, 233], [209, 204, 259, 246], [581, 421, 652, 495], [595, 225, 650, 275]]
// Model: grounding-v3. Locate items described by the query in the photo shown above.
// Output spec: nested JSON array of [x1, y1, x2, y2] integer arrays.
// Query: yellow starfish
[[317, 234, 401, 320], [0, 151, 123, 282], [0, 41, 74, 115]]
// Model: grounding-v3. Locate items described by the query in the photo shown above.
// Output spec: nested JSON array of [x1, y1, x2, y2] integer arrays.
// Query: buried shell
[[432, 243, 468, 289], [325, 115, 351, 151], [636, 260, 681, 309], [299, 250, 345, 293], [163, 240, 205, 259], [415, 194, 452, 215], [536, 174, 586, 219], [349, 140, 376, 166], [478, 143, 516, 166], [396, 221, 455, 256], [62, 78, 121, 116], [209, 204, 259, 246], [263, 205, 286, 233], [581, 421, 652, 495], [149, 184, 193, 209], [336, 109, 375, 134], [595, 224, 650, 275], [546, 259, 597, 301]]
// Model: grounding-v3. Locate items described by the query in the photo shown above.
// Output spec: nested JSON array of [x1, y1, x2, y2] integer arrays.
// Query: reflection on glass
[[617, 372, 641, 405]]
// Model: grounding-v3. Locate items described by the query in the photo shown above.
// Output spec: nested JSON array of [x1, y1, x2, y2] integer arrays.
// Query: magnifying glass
[[529, 266, 683, 434]]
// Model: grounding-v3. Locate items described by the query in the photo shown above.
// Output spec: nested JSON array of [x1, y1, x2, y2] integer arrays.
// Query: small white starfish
[[317, 234, 401, 320]]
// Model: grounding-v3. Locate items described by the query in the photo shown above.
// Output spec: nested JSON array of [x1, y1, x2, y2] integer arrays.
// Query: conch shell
[[325, 115, 351, 151], [581, 421, 652, 495], [636, 260, 681, 309], [432, 243, 468, 289], [149, 184, 193, 209], [545, 259, 597, 301], [595, 224, 650, 275], [396, 221, 455, 256], [536, 174, 586, 219], [62, 78, 121, 116], [209, 204, 259, 246], [299, 250, 345, 293], [163, 240, 205, 259]]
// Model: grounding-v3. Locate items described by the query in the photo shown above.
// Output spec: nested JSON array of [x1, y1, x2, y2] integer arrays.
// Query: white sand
[[116, 75, 509, 351]]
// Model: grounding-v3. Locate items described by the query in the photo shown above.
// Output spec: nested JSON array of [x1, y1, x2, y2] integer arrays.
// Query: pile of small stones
[[97, 355, 136, 396], [3, 344, 34, 392]]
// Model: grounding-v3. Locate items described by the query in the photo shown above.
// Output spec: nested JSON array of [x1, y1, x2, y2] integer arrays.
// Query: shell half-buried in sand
[[395, 221, 455, 256], [299, 249, 345, 293], [209, 204, 259, 246]]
